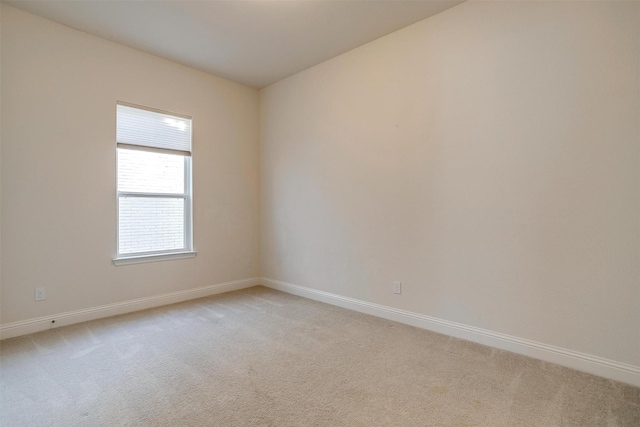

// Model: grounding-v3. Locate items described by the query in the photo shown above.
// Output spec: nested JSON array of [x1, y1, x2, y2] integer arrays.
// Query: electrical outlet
[[35, 287, 46, 301], [393, 281, 401, 295], [247, 257, 253, 269]]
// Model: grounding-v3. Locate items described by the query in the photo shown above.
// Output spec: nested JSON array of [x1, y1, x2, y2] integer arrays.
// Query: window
[[113, 102, 195, 265]]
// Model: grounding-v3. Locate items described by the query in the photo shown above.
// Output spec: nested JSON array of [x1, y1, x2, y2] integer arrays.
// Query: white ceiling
[[5, 0, 464, 88]]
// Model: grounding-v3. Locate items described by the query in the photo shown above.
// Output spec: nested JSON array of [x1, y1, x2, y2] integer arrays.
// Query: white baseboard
[[261, 277, 640, 388], [0, 277, 260, 340]]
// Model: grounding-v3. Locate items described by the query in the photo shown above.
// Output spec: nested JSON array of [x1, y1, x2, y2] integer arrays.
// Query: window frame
[[113, 102, 196, 266]]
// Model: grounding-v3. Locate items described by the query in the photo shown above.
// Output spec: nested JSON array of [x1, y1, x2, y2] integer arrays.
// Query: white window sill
[[113, 251, 197, 266]]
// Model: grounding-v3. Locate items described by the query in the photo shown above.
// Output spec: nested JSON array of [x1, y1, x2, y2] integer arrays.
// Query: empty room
[[1, 0, 638, 425]]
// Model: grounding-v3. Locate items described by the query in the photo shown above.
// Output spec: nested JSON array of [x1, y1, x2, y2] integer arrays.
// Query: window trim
[[113, 250, 197, 266], [113, 102, 194, 266]]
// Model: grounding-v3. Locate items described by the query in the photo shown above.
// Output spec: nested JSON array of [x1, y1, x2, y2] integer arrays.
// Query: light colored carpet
[[1, 286, 638, 426]]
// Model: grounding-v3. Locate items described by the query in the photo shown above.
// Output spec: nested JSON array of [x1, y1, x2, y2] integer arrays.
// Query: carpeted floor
[[1, 286, 638, 426]]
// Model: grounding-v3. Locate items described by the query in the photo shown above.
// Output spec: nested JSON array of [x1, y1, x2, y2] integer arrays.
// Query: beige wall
[[0, 6, 259, 324], [2, 1, 639, 370], [260, 1, 640, 366]]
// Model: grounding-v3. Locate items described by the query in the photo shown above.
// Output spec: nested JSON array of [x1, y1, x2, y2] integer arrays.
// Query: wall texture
[[1, 5, 259, 324], [260, 1, 640, 367], [2, 0, 639, 376]]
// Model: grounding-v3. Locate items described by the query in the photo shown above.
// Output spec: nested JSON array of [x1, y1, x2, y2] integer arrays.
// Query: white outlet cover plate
[[393, 281, 401, 294]]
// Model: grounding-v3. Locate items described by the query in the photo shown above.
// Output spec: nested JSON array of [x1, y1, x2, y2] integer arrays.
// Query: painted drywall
[[0, 4, 3, 320], [260, 0, 640, 367], [0, 5, 259, 324]]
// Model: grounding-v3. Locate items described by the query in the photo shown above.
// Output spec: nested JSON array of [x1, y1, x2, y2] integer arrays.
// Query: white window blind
[[117, 103, 192, 153], [115, 102, 193, 262]]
